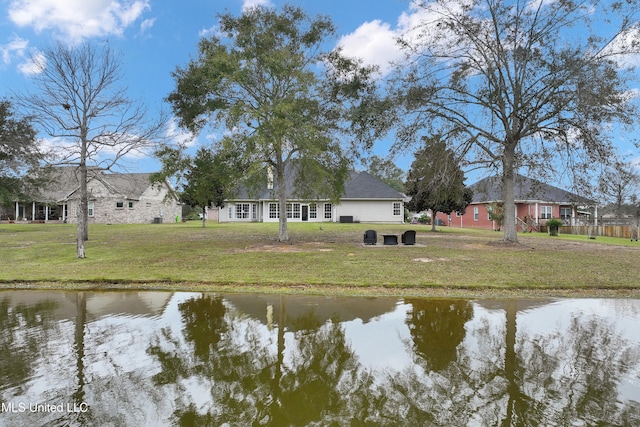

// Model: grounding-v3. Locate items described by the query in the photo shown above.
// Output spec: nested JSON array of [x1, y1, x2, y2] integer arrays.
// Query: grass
[[1, 221, 640, 297]]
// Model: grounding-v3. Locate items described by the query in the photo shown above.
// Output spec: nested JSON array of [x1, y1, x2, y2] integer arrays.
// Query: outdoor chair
[[402, 230, 416, 245], [363, 229, 377, 245]]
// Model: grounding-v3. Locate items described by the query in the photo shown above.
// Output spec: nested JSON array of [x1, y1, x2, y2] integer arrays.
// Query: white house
[[219, 170, 405, 224]]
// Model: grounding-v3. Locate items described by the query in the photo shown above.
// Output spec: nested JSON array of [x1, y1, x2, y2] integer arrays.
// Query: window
[[284, 203, 301, 219], [88, 201, 94, 217], [541, 206, 552, 219], [324, 203, 332, 219], [560, 207, 572, 220], [236, 203, 250, 219], [393, 202, 402, 216], [128, 201, 134, 209], [269, 203, 279, 219], [309, 203, 317, 219], [116, 201, 124, 209], [473, 207, 479, 221]]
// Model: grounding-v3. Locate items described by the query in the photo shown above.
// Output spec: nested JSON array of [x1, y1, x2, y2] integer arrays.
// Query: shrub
[[546, 218, 563, 236]]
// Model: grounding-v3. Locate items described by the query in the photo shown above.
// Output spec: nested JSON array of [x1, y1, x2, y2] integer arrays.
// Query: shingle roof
[[342, 171, 405, 199], [38, 167, 157, 202], [234, 168, 404, 201], [99, 173, 155, 200], [470, 174, 596, 205]]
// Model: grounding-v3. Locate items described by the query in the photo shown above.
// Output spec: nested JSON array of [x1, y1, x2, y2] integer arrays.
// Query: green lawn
[[1, 221, 639, 296]]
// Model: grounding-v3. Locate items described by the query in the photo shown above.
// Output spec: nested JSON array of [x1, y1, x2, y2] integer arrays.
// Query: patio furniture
[[382, 234, 398, 245], [363, 230, 377, 245], [402, 230, 416, 245]]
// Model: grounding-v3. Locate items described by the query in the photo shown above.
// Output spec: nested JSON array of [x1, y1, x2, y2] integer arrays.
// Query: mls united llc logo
[[1, 401, 89, 413]]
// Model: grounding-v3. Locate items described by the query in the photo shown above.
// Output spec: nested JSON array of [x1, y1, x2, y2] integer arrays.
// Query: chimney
[[267, 166, 274, 190]]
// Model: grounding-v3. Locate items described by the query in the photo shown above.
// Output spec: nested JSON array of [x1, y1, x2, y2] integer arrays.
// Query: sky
[[0, 0, 422, 174], [1, 0, 639, 187]]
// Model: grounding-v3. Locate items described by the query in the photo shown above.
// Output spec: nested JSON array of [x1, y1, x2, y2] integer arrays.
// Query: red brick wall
[[435, 203, 569, 230]]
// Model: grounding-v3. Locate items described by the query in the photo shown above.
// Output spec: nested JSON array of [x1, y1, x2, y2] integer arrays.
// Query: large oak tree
[[167, 4, 383, 241], [392, 0, 640, 242]]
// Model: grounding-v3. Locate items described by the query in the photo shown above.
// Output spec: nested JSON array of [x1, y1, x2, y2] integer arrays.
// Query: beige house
[[220, 170, 406, 224], [7, 167, 181, 224]]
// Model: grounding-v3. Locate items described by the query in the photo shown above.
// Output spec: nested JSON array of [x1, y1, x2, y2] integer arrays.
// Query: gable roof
[[37, 167, 167, 202], [233, 169, 404, 201], [342, 171, 405, 199], [470, 174, 596, 205]]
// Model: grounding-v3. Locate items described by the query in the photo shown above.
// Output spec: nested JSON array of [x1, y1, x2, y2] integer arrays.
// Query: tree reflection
[[148, 294, 374, 426], [0, 296, 59, 390], [381, 301, 640, 426], [405, 298, 473, 371]]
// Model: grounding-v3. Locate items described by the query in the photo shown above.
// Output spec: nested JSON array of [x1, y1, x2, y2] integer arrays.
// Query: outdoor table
[[382, 234, 399, 245]]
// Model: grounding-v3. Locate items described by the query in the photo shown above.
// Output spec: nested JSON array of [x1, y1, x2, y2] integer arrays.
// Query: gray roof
[[470, 174, 596, 205], [342, 170, 405, 199], [38, 167, 159, 202], [234, 168, 404, 201]]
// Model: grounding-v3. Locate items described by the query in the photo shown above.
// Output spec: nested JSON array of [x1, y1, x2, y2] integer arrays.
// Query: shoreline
[[3, 281, 640, 299]]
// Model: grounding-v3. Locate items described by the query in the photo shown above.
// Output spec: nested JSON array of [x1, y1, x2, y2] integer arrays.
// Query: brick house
[[4, 167, 181, 224], [435, 174, 597, 231]]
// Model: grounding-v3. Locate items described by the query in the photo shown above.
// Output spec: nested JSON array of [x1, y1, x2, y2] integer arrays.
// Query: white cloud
[[140, 18, 156, 35], [337, 1, 444, 76], [18, 50, 45, 75], [1, 36, 45, 75], [1, 35, 28, 65], [242, 0, 272, 12], [8, 0, 151, 43], [199, 25, 218, 38], [165, 117, 196, 148], [337, 20, 400, 75]]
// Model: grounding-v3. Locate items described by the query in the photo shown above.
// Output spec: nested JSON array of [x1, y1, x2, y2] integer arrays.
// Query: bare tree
[[391, 0, 640, 242], [599, 160, 640, 218], [15, 42, 167, 258]]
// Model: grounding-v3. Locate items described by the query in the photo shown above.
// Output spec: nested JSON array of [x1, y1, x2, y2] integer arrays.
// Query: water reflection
[[0, 291, 639, 426]]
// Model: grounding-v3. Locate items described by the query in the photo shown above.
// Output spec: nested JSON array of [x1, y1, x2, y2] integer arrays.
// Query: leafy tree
[[391, 0, 640, 242], [0, 99, 42, 210], [154, 145, 240, 227], [167, 4, 382, 241], [182, 148, 239, 227], [488, 202, 505, 231], [15, 42, 166, 258], [362, 155, 406, 192], [405, 137, 472, 231]]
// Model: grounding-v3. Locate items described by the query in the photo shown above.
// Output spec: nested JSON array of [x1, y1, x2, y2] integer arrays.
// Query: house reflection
[[223, 293, 399, 331], [0, 290, 172, 321]]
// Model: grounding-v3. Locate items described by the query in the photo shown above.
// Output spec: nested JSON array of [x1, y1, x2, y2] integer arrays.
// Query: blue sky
[[1, 0, 639, 188], [0, 0, 420, 174]]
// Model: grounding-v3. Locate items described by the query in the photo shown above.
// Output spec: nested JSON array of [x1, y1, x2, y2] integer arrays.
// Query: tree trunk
[[274, 172, 287, 243], [201, 206, 206, 228], [76, 162, 88, 258], [431, 209, 437, 232], [502, 143, 518, 243]]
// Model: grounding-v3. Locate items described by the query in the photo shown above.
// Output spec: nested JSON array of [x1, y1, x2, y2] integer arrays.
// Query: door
[[302, 205, 309, 222]]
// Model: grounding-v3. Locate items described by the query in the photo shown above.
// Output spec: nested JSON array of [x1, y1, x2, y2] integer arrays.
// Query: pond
[[0, 291, 639, 426]]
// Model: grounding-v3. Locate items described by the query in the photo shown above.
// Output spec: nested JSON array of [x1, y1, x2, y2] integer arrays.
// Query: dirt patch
[[413, 257, 451, 263], [486, 241, 535, 250], [229, 242, 334, 254]]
